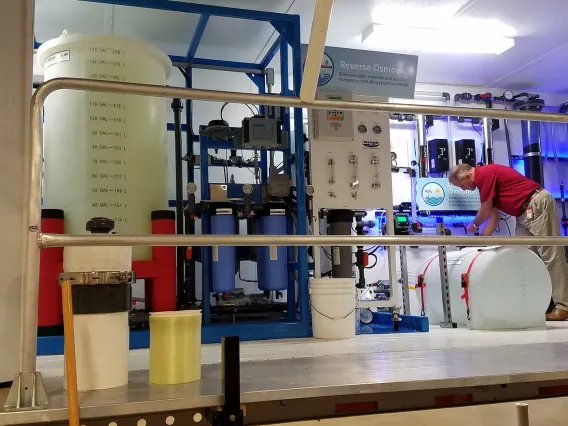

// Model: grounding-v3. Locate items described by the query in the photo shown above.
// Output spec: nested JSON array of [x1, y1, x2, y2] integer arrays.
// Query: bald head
[[449, 164, 476, 191]]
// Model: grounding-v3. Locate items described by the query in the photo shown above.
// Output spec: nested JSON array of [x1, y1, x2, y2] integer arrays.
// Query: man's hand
[[481, 208, 501, 236], [471, 198, 494, 231], [466, 222, 478, 233]]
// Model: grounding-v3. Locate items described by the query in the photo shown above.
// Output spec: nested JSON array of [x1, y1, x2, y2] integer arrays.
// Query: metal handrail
[[33, 78, 568, 122], [21, 77, 568, 380], [40, 233, 568, 247]]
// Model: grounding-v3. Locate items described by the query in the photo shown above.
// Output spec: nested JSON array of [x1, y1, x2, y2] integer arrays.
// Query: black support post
[[171, 98, 187, 308], [213, 336, 243, 426]]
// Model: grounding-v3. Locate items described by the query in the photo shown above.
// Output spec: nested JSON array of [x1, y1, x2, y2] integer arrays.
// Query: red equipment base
[[37, 209, 177, 335]]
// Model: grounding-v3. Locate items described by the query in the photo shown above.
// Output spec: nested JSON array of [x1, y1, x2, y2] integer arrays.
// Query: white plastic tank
[[414, 246, 551, 330], [37, 32, 172, 260]]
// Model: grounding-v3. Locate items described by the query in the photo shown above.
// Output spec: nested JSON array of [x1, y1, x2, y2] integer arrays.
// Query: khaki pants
[[516, 189, 568, 311]]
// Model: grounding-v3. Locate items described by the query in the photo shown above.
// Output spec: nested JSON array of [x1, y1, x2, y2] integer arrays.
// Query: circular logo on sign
[[318, 53, 334, 86], [422, 182, 445, 207]]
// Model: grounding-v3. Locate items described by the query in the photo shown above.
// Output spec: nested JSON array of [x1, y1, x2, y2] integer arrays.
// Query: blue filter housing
[[211, 208, 236, 293], [258, 208, 288, 292]]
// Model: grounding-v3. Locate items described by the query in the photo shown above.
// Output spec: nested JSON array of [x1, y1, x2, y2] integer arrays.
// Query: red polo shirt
[[474, 164, 540, 217]]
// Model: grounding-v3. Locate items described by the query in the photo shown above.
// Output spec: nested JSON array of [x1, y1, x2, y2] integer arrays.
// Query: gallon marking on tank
[[44, 50, 70, 69]]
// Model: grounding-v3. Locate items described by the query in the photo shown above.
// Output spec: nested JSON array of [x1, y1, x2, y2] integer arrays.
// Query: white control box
[[312, 94, 354, 141], [309, 93, 393, 211]]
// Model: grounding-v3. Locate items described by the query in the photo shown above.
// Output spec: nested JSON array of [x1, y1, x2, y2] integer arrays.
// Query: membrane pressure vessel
[[37, 31, 172, 260], [414, 246, 551, 330]]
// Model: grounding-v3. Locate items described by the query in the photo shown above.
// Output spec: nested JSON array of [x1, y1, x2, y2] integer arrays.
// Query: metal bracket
[[399, 246, 411, 315], [3, 372, 49, 411], [437, 223, 456, 328], [58, 271, 135, 285]]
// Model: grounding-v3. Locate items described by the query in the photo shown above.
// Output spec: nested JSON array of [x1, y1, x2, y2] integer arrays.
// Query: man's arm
[[467, 198, 494, 233], [481, 208, 501, 236]]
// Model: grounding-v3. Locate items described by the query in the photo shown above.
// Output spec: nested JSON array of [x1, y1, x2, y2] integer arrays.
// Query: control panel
[[308, 93, 398, 309], [312, 95, 354, 141], [309, 93, 393, 211], [327, 109, 344, 121]]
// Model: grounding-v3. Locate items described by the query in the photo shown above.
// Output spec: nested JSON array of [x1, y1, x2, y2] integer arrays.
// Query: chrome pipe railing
[[40, 233, 568, 248], [21, 77, 568, 382], [33, 78, 568, 121]]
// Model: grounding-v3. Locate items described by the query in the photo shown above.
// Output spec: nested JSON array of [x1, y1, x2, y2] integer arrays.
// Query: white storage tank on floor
[[414, 246, 551, 329], [37, 31, 172, 260]]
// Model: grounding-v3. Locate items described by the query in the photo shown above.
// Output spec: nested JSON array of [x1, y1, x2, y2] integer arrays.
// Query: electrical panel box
[[268, 173, 291, 197], [308, 93, 393, 211], [427, 138, 450, 173], [312, 94, 354, 141], [239, 117, 287, 149], [455, 139, 477, 167]]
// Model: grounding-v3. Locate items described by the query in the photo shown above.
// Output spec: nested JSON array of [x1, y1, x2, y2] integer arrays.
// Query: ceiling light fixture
[[361, 23, 515, 55]]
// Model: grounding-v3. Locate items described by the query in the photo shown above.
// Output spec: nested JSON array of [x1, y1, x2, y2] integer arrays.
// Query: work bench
[[2, 340, 568, 425]]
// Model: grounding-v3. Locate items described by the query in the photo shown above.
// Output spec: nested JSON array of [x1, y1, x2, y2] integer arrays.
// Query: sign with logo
[[301, 45, 418, 99], [416, 178, 481, 212]]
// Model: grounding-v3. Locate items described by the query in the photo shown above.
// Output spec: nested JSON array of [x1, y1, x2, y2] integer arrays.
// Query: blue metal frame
[[35, 1, 310, 354]]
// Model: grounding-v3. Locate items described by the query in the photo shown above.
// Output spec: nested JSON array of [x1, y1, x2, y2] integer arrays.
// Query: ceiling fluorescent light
[[361, 24, 515, 55]]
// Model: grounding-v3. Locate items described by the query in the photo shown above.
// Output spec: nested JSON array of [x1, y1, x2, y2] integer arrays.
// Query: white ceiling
[[34, 0, 568, 92]]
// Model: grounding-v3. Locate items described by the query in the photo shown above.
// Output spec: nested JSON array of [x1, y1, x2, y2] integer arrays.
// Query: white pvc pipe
[[516, 403, 529, 426], [299, 0, 334, 103], [64, 245, 131, 391]]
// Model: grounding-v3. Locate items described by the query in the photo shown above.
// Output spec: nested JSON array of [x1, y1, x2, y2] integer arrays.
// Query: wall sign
[[301, 45, 418, 99], [416, 178, 481, 212]]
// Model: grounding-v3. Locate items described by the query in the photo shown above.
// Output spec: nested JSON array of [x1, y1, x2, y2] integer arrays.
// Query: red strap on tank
[[416, 256, 438, 316], [460, 250, 485, 320]]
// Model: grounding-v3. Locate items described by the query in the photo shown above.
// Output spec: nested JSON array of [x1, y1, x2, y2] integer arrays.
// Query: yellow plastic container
[[149, 311, 202, 385]]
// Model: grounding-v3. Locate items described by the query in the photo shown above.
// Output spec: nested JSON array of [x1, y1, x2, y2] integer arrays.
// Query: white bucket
[[309, 278, 357, 340], [310, 283, 354, 290], [310, 278, 354, 288], [310, 288, 353, 295]]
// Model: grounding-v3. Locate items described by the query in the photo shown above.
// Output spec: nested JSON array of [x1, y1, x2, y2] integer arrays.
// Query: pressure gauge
[[243, 183, 253, 195], [504, 90, 514, 102], [187, 182, 197, 194], [306, 185, 315, 196]]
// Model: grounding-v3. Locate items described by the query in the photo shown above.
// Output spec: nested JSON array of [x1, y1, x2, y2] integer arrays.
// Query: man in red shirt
[[449, 163, 568, 321]]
